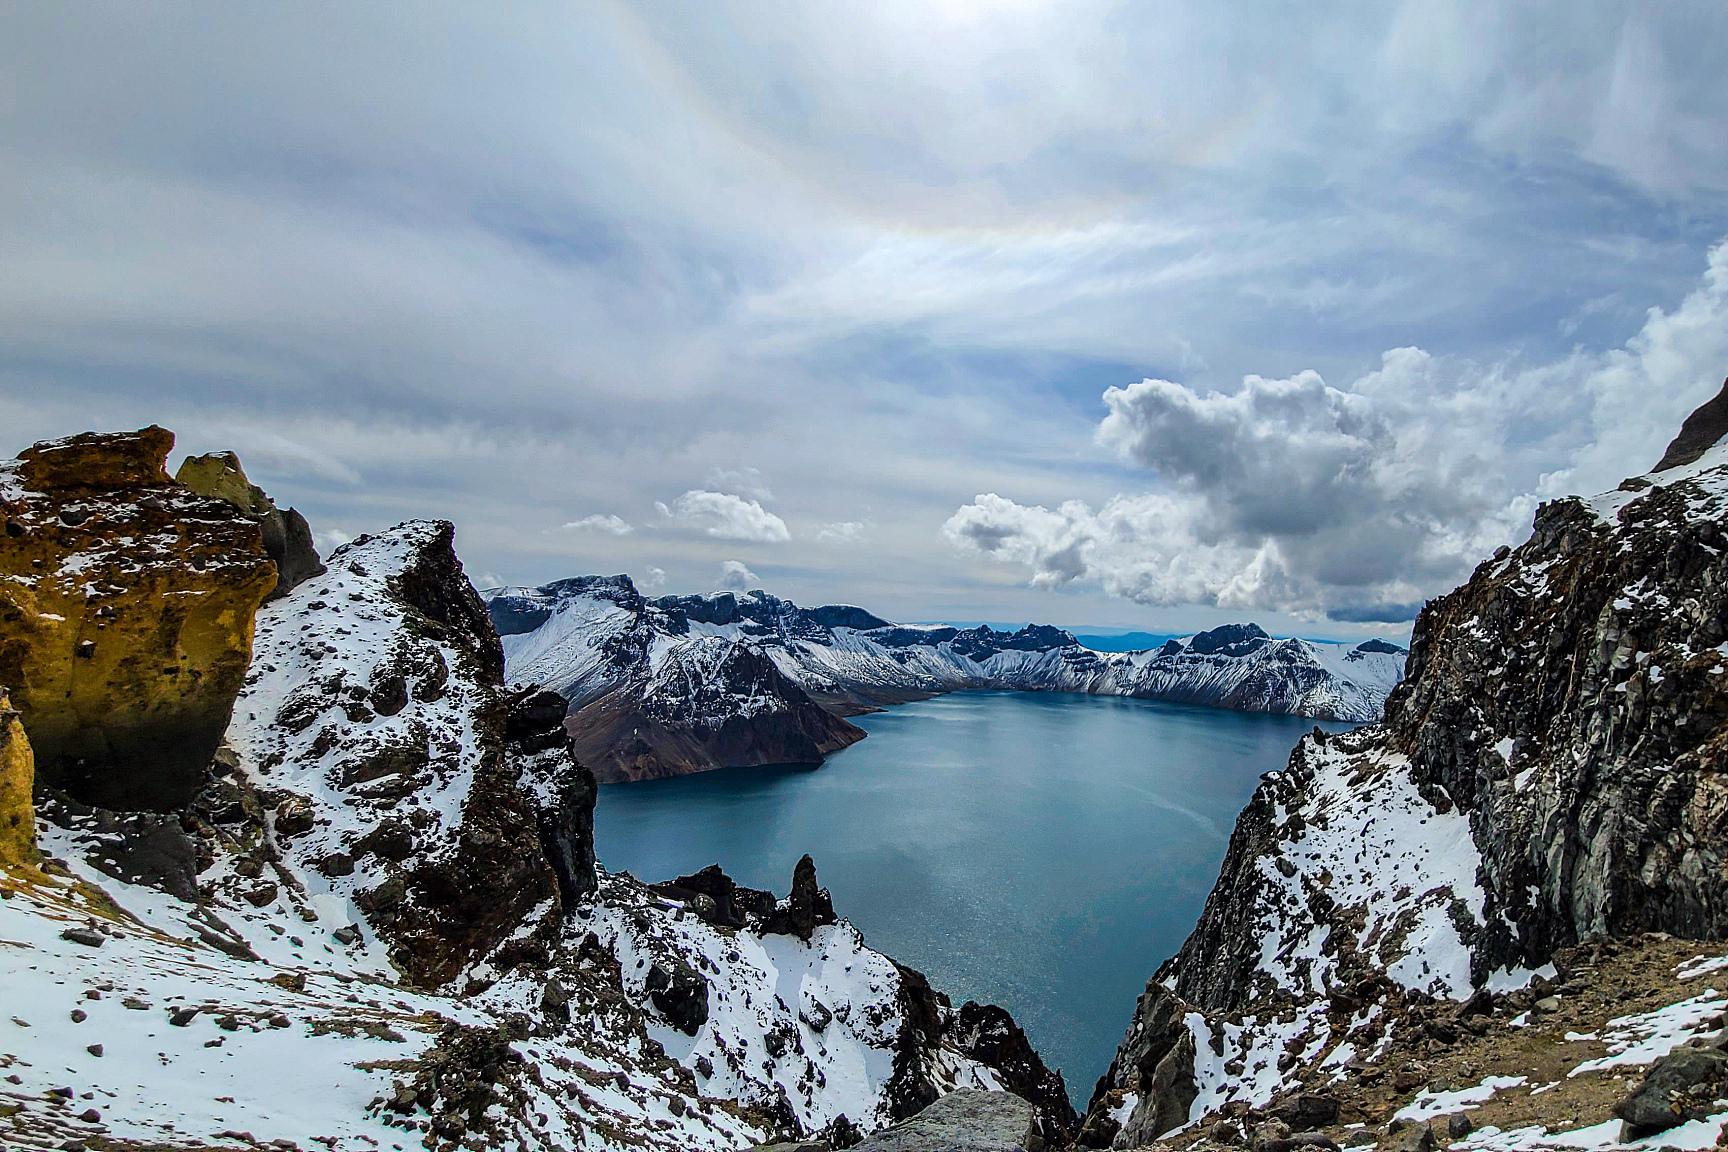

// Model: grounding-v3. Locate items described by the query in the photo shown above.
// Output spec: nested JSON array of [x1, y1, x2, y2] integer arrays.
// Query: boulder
[[645, 957, 709, 1035], [851, 1090, 1036, 1151], [1374, 1120, 1433, 1152], [0, 691, 34, 864], [175, 451, 324, 600], [0, 428, 276, 811], [1276, 1093, 1341, 1129], [1615, 1040, 1728, 1137]]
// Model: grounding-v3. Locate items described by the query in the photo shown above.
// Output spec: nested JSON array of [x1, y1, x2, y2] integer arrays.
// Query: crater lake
[[594, 690, 1351, 1103]]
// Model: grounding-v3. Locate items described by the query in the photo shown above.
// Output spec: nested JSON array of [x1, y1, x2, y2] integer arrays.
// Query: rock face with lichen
[[176, 450, 325, 600], [0, 689, 32, 865], [0, 427, 277, 811]]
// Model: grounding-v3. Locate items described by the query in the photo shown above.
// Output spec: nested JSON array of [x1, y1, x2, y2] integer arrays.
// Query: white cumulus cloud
[[948, 240, 1728, 623], [705, 466, 773, 501], [656, 490, 791, 543], [561, 513, 634, 535], [716, 559, 760, 591]]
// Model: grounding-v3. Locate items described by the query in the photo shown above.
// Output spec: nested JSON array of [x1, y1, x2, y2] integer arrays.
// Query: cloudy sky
[[5, 2, 1727, 636]]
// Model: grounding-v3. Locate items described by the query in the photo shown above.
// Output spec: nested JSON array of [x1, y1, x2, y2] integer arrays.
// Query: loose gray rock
[[1615, 1041, 1728, 1136], [852, 1090, 1036, 1151]]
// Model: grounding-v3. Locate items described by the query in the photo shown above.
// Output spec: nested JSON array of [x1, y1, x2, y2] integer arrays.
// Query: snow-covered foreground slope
[[1081, 389, 1728, 1148], [486, 579, 1406, 780], [2, 516, 1075, 1150]]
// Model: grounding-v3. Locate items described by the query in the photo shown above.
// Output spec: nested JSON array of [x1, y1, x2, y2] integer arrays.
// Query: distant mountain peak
[[488, 577, 1407, 781]]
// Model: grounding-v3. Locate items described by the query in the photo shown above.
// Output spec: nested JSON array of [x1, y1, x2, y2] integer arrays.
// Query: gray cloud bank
[[3, 2, 1727, 631], [948, 243, 1728, 621]]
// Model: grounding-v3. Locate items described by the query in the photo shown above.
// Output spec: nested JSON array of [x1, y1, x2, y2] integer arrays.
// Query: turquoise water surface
[[594, 690, 1348, 1105]]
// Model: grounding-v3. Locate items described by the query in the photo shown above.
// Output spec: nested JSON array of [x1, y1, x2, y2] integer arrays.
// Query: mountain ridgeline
[[1080, 378, 1728, 1148], [4, 377, 1728, 1152], [0, 428, 1076, 1152], [484, 579, 1407, 782]]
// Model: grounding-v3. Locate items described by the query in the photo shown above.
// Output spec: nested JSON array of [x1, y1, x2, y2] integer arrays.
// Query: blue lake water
[[594, 690, 1349, 1106]]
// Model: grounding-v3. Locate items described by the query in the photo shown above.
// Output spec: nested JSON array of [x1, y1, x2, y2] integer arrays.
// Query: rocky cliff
[[1082, 383, 1728, 1147], [567, 636, 866, 782], [177, 449, 325, 600], [488, 580, 1405, 781], [0, 689, 32, 866], [0, 428, 1069, 1151], [0, 427, 278, 811]]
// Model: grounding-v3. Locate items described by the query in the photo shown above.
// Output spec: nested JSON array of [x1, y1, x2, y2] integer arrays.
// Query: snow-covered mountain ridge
[[1080, 381, 1728, 1150], [485, 580, 1407, 781], [0, 429, 1075, 1151]]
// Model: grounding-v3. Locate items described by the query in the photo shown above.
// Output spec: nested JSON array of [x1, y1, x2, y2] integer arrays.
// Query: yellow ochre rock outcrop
[[0, 427, 277, 812], [0, 690, 32, 865], [175, 450, 324, 600]]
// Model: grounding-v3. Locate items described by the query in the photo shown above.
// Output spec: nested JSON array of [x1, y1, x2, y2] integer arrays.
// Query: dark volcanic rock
[[761, 854, 839, 940], [506, 685, 597, 905], [1080, 983, 1196, 1146], [1187, 622, 1271, 656], [950, 1001, 1076, 1146], [1615, 1038, 1728, 1136], [651, 863, 776, 928], [1655, 377, 1728, 471], [851, 1089, 1036, 1151], [645, 957, 710, 1035]]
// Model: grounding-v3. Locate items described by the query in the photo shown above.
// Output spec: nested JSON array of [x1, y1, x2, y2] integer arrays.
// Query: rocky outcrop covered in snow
[[0, 429, 1068, 1151], [1082, 383, 1728, 1147], [488, 579, 1406, 781], [177, 449, 325, 600], [0, 427, 278, 811]]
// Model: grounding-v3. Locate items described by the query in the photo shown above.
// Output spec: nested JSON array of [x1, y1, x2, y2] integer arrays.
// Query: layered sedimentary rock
[[176, 450, 324, 599], [1083, 382, 1728, 1146], [0, 427, 276, 811]]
